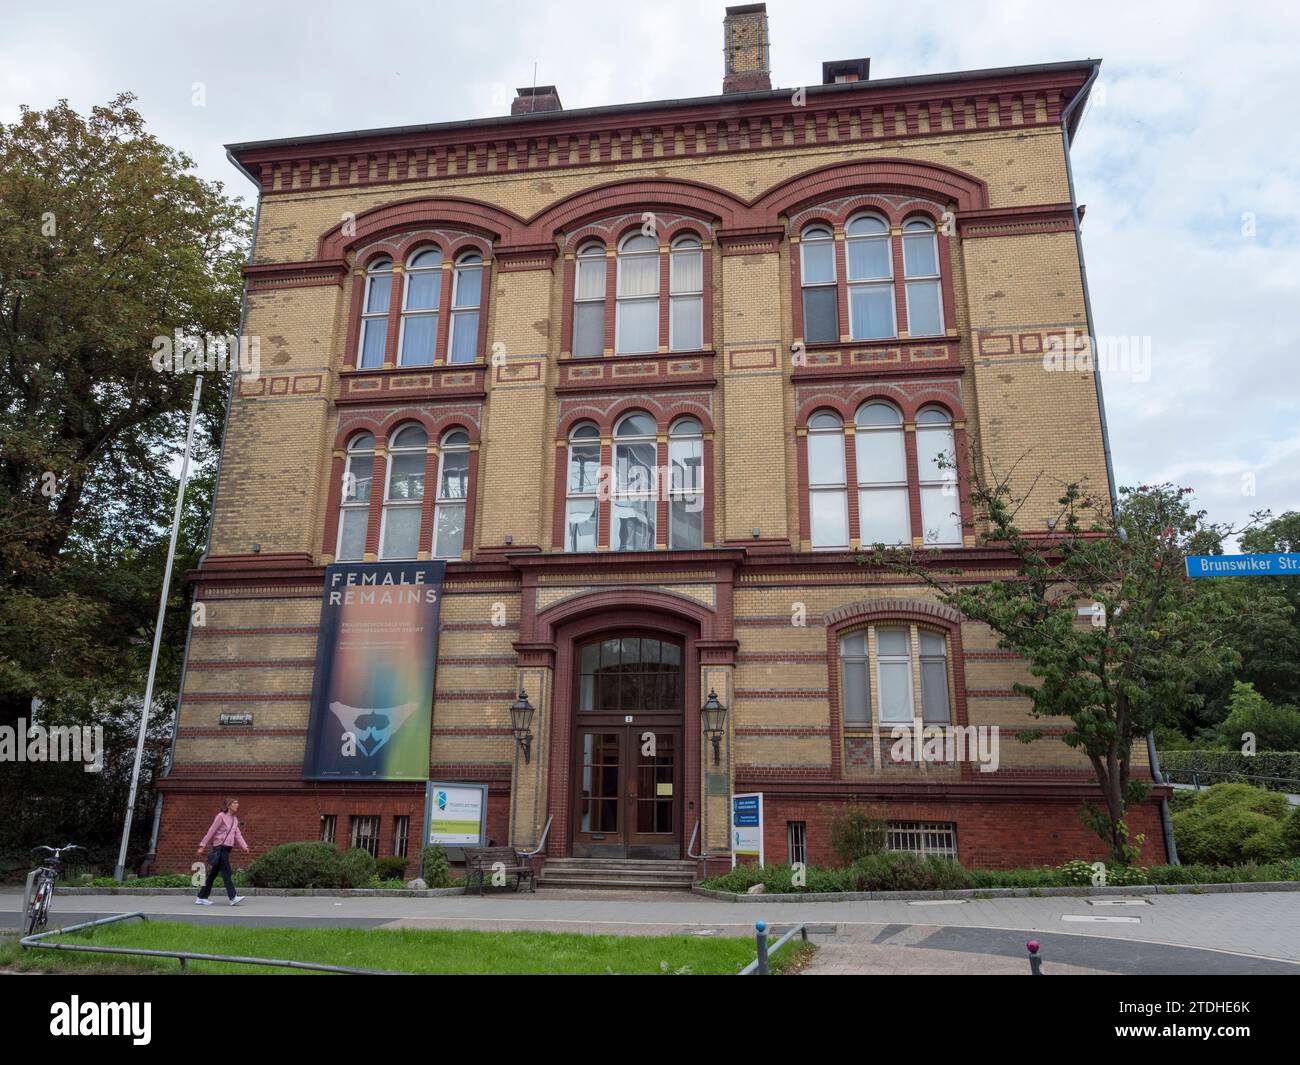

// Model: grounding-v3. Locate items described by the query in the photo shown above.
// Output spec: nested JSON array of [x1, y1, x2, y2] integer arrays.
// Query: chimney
[[822, 58, 870, 85], [722, 4, 771, 94], [512, 85, 563, 115]]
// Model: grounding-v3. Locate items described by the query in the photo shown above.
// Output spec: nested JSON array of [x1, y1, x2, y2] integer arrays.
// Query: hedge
[[1158, 750, 1300, 792]]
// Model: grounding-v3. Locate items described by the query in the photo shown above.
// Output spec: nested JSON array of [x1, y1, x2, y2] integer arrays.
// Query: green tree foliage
[[1218, 681, 1300, 753], [871, 473, 1259, 865], [0, 94, 250, 871]]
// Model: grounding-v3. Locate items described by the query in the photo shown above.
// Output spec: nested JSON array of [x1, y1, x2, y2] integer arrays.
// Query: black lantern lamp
[[701, 688, 728, 766], [510, 689, 536, 763]]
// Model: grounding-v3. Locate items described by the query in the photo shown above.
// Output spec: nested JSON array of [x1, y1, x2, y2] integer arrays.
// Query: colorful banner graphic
[[303, 562, 445, 781], [424, 782, 488, 848]]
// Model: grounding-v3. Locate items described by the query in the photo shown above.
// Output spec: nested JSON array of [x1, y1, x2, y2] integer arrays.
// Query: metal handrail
[[22, 912, 401, 974], [687, 819, 712, 860], [1163, 766, 1300, 791], [739, 921, 808, 975], [518, 815, 553, 858]]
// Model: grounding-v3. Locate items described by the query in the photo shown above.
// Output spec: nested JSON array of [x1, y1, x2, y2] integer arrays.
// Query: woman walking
[[195, 798, 249, 906]]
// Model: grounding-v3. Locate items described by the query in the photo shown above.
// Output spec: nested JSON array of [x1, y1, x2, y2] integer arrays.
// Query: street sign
[[1185, 553, 1300, 578]]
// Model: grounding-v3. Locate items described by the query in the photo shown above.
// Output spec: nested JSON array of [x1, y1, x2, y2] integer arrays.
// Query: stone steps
[[538, 858, 698, 891]]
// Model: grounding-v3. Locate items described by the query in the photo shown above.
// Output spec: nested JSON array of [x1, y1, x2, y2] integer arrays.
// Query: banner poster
[[303, 561, 445, 780]]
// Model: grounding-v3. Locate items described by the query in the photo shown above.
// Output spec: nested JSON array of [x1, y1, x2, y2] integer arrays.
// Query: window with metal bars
[[787, 821, 807, 866], [320, 814, 337, 844], [393, 815, 410, 859], [350, 815, 381, 858], [887, 821, 957, 860]]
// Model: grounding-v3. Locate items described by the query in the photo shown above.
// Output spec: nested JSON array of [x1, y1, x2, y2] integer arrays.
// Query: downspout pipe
[[1059, 64, 1178, 865]]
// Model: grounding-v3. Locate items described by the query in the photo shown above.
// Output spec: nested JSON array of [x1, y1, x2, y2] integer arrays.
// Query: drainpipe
[[1059, 63, 1178, 866], [160, 163, 262, 786]]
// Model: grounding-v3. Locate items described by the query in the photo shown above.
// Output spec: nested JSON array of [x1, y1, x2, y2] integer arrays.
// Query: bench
[[463, 845, 535, 894]]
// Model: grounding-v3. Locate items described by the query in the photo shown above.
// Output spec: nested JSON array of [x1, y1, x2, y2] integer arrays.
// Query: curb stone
[[690, 880, 1300, 903]]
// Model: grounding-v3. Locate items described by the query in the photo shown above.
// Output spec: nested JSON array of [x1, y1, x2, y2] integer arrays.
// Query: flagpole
[[115, 375, 203, 881]]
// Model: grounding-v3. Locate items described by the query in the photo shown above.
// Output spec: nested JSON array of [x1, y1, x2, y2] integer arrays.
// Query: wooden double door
[[570, 634, 684, 859]]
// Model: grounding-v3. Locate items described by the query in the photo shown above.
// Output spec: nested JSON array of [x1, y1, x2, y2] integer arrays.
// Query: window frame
[[378, 423, 429, 561], [844, 213, 896, 342], [614, 233, 661, 356], [448, 250, 484, 365], [667, 416, 704, 549], [916, 405, 962, 547], [668, 235, 704, 353], [611, 412, 658, 551], [854, 401, 911, 547], [572, 241, 608, 358], [335, 432, 376, 562], [807, 411, 849, 551], [433, 428, 471, 560], [799, 224, 838, 345], [902, 217, 944, 338], [358, 257, 394, 369], [396, 247, 443, 366]]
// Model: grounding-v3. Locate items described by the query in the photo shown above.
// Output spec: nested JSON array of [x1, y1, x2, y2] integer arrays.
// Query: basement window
[[887, 821, 957, 860]]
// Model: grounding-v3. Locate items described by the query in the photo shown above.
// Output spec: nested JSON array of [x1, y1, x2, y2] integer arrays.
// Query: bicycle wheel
[[26, 879, 50, 935]]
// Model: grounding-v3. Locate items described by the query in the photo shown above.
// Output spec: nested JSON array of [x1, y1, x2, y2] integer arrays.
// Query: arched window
[[917, 406, 960, 545], [448, 251, 483, 364], [799, 225, 837, 344], [615, 234, 660, 355], [564, 423, 601, 552], [668, 417, 704, 549], [434, 429, 470, 559], [838, 624, 953, 732], [855, 401, 909, 546], [398, 248, 442, 366], [902, 218, 943, 337], [573, 242, 607, 358], [336, 433, 375, 561], [669, 236, 703, 351], [612, 412, 657, 550], [358, 258, 393, 369], [845, 214, 894, 341], [379, 424, 427, 559], [807, 411, 848, 549]]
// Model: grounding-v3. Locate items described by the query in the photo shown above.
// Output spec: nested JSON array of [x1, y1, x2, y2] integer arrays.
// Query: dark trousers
[[199, 845, 235, 900]]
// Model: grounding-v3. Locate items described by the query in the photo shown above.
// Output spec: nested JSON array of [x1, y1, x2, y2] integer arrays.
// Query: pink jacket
[[200, 811, 248, 852]]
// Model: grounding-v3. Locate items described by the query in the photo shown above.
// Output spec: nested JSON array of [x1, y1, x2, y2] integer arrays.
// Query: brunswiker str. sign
[[1185, 553, 1300, 578]]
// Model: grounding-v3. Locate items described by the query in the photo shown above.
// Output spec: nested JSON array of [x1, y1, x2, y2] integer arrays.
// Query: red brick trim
[[243, 259, 348, 291], [957, 203, 1077, 238]]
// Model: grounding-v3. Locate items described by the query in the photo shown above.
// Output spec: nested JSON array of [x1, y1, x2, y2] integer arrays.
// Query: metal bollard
[[1027, 939, 1043, 975], [755, 921, 770, 976]]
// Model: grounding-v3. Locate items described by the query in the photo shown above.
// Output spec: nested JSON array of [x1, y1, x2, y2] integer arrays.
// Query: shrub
[[338, 847, 377, 888], [421, 844, 452, 888], [1218, 682, 1300, 752], [850, 852, 973, 892], [1157, 749, 1300, 793], [827, 802, 887, 865], [1172, 783, 1292, 865], [1286, 808, 1300, 858], [246, 841, 341, 888], [375, 856, 409, 881]]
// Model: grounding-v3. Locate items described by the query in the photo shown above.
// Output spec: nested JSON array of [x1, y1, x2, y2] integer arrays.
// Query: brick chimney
[[512, 86, 563, 115], [722, 4, 771, 94]]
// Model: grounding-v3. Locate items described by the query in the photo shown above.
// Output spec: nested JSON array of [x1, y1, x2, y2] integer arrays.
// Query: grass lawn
[[0, 922, 812, 976]]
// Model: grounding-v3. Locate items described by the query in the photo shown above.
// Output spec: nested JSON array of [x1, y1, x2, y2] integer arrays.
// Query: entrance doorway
[[570, 635, 683, 858]]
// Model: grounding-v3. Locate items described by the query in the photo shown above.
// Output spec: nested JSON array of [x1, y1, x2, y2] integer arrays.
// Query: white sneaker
[[194, 898, 214, 906], [230, 895, 245, 906]]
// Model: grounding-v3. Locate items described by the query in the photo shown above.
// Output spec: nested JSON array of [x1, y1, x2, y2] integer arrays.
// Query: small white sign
[[731, 792, 764, 868]]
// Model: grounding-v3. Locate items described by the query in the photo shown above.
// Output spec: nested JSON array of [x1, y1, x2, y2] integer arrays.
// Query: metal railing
[[1163, 766, 1300, 793], [21, 912, 402, 974], [739, 921, 808, 975], [687, 819, 713, 860], [518, 815, 553, 858]]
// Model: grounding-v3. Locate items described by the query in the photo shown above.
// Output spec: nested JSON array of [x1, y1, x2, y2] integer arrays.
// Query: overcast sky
[[3, 0, 1297, 537]]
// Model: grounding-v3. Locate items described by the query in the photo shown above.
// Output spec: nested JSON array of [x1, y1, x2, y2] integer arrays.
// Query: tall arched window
[[358, 258, 393, 369], [668, 417, 704, 549], [564, 423, 601, 552], [837, 623, 953, 734], [615, 234, 660, 354], [917, 406, 960, 545], [573, 242, 607, 358], [398, 248, 442, 366], [434, 429, 470, 559], [669, 236, 703, 351], [448, 251, 483, 364], [336, 433, 375, 561], [799, 225, 837, 344], [846, 214, 894, 341], [902, 218, 943, 337], [808, 411, 848, 550], [379, 424, 427, 559], [612, 412, 657, 550], [855, 401, 910, 546]]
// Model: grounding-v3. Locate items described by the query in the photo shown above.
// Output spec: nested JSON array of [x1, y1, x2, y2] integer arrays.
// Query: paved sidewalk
[[5, 888, 1298, 973]]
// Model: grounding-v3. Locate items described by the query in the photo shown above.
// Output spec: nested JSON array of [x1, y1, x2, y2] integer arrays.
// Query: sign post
[[423, 781, 489, 863], [731, 792, 764, 868]]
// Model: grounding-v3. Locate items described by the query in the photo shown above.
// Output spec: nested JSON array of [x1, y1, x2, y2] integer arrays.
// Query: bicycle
[[26, 843, 81, 936]]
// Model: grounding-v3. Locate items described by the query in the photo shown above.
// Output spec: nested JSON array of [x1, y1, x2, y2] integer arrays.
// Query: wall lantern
[[510, 689, 536, 763], [701, 689, 728, 766]]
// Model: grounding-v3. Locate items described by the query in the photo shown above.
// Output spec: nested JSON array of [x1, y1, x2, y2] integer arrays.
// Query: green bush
[[849, 852, 973, 892], [246, 841, 342, 888], [827, 802, 887, 865], [421, 844, 452, 888], [1172, 783, 1293, 865], [1286, 808, 1300, 858], [1218, 682, 1300, 752], [375, 856, 409, 881], [338, 847, 377, 888], [88, 874, 194, 888], [1157, 749, 1300, 793]]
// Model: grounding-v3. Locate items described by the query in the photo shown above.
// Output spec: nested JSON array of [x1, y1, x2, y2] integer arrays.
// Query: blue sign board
[[1186, 553, 1300, 579]]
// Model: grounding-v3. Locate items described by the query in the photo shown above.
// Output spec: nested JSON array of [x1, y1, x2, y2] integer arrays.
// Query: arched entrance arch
[[539, 592, 709, 859]]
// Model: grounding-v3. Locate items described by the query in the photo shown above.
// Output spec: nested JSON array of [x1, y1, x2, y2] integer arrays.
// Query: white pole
[[114, 375, 203, 881]]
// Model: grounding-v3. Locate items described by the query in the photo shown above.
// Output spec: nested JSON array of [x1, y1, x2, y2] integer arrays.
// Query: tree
[[0, 93, 251, 726], [868, 470, 1260, 866], [1218, 681, 1300, 753]]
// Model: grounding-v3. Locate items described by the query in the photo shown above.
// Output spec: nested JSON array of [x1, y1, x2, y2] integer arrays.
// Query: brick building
[[156, 4, 1168, 876]]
